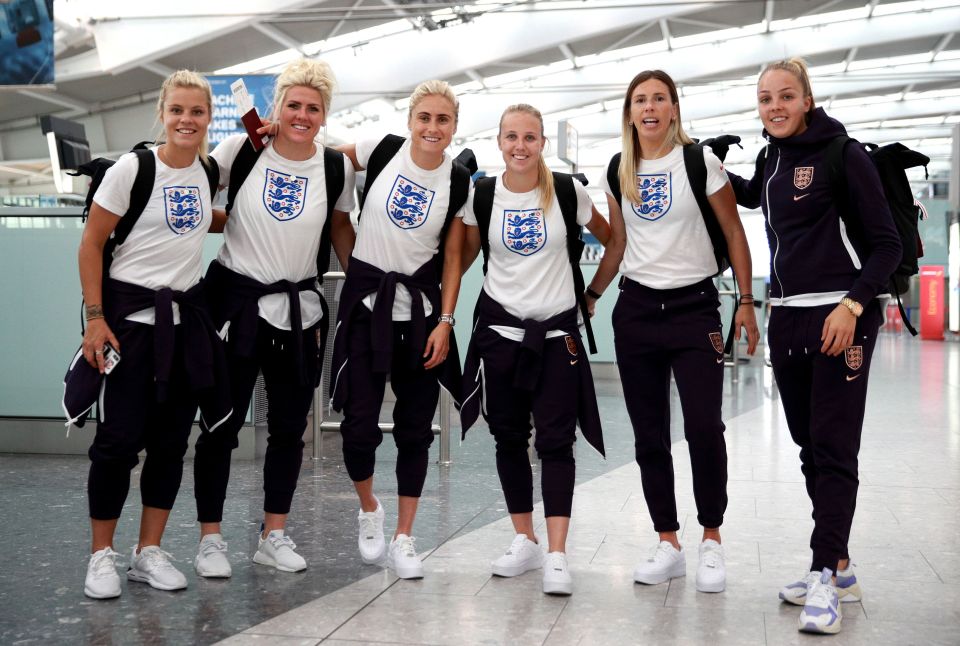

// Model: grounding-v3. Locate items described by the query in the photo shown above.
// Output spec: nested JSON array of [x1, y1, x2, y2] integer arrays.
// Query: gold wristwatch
[[839, 297, 863, 318]]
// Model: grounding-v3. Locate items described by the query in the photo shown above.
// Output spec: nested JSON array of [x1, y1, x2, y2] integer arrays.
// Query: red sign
[[919, 265, 945, 341]]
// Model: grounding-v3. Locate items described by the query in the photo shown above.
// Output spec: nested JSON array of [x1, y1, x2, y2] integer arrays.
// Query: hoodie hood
[[763, 107, 848, 148]]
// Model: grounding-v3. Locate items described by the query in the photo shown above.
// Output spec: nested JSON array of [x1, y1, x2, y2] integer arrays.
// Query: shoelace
[[89, 548, 120, 577], [200, 538, 228, 556], [139, 547, 178, 573], [268, 533, 297, 551], [505, 534, 528, 556], [649, 542, 675, 563], [701, 546, 723, 569], [395, 536, 417, 558], [802, 570, 821, 591], [806, 579, 837, 608], [359, 514, 380, 540]]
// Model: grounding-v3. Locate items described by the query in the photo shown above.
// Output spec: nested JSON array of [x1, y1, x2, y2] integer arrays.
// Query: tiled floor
[[2, 335, 957, 645]]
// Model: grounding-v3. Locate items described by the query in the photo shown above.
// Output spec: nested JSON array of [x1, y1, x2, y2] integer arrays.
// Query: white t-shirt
[[352, 137, 464, 320], [94, 148, 214, 325], [600, 145, 728, 289], [463, 175, 592, 342], [211, 134, 356, 330]]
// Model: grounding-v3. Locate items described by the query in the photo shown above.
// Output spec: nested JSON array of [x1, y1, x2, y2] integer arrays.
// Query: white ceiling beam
[[558, 43, 577, 67], [867, 0, 881, 19], [659, 18, 672, 51], [251, 22, 307, 55], [763, 0, 774, 31], [423, 4, 960, 140], [16, 90, 94, 113], [327, 0, 366, 40], [323, 1, 711, 109], [69, 0, 322, 80], [602, 20, 658, 54], [140, 61, 177, 78], [802, 0, 846, 18], [465, 69, 487, 88], [931, 32, 955, 60]]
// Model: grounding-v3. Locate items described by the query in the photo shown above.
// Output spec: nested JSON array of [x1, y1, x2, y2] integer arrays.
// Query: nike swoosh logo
[[570, 359, 578, 365], [846, 374, 861, 381], [793, 194, 810, 201], [716, 357, 725, 364]]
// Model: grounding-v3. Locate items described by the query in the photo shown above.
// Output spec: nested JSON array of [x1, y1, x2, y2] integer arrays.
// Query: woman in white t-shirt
[[459, 104, 611, 596], [331, 80, 470, 580], [77, 70, 226, 600], [585, 70, 759, 593], [192, 58, 356, 576]]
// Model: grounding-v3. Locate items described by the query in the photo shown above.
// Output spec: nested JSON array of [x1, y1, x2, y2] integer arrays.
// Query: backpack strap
[[431, 158, 473, 281], [682, 143, 730, 276], [553, 172, 597, 354], [200, 155, 219, 201], [358, 134, 405, 214], [682, 142, 740, 352], [472, 175, 497, 275], [606, 153, 622, 208], [225, 139, 264, 216], [110, 148, 156, 249], [317, 147, 346, 278]]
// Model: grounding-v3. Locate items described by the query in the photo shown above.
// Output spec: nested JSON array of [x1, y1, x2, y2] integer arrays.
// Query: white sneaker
[[84, 547, 121, 599], [357, 497, 386, 565], [798, 569, 843, 634], [253, 529, 307, 573], [780, 564, 862, 605], [386, 534, 423, 579], [542, 552, 572, 595], [127, 545, 187, 591], [633, 541, 685, 585], [492, 534, 544, 577], [195, 533, 232, 578], [696, 539, 725, 593]]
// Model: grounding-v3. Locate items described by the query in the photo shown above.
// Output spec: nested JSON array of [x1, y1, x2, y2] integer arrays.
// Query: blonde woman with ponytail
[[459, 104, 610, 596], [726, 58, 900, 635], [586, 70, 758, 594], [76, 70, 229, 599]]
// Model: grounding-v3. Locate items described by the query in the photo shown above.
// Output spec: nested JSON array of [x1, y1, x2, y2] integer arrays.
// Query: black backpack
[[825, 137, 929, 336], [358, 134, 475, 273], [70, 143, 220, 324], [607, 145, 740, 352], [224, 139, 346, 278], [472, 172, 597, 354]]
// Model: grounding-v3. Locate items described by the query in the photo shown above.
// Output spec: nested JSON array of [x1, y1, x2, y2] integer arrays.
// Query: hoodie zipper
[[763, 142, 785, 302]]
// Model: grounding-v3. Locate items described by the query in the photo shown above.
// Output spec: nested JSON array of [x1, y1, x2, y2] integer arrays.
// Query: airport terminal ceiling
[[0, 0, 958, 193]]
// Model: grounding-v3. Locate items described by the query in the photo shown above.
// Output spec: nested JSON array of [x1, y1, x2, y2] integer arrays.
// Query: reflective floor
[[1, 335, 957, 645]]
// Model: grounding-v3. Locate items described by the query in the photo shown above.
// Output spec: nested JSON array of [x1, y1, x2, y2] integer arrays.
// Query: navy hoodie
[[728, 108, 901, 307]]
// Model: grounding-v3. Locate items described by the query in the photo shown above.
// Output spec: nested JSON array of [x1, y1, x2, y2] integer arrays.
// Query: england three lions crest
[[387, 175, 435, 229], [163, 186, 203, 235], [845, 346, 863, 370], [263, 168, 308, 221], [502, 208, 546, 256], [794, 167, 814, 190], [630, 173, 671, 221]]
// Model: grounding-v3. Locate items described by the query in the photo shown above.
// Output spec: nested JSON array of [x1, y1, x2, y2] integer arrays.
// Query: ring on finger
[[94, 349, 104, 355]]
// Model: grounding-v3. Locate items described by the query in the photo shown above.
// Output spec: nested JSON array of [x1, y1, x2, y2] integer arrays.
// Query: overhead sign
[[205, 75, 275, 148], [0, 0, 53, 87]]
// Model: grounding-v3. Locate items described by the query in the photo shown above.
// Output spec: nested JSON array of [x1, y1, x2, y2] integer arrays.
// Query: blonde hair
[[272, 58, 337, 120], [498, 104, 554, 212], [759, 57, 816, 122], [156, 70, 213, 159], [407, 79, 460, 123], [618, 70, 694, 204]]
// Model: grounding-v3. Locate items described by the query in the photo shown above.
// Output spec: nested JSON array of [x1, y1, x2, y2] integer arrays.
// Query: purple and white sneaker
[[798, 568, 842, 634], [779, 564, 862, 605]]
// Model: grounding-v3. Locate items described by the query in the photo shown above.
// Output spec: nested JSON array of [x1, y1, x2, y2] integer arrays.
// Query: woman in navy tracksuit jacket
[[727, 58, 900, 635]]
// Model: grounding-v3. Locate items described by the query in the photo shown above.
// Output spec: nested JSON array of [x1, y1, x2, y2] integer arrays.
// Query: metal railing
[[310, 271, 452, 464]]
